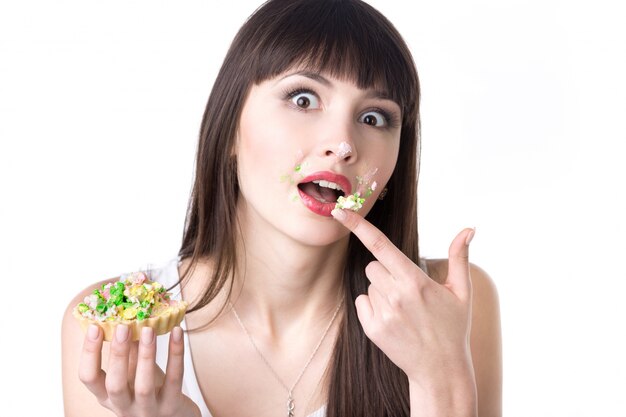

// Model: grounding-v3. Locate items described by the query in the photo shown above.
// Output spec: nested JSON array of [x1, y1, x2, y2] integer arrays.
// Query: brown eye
[[289, 91, 319, 109], [363, 114, 378, 125], [359, 111, 387, 127], [296, 96, 310, 108]]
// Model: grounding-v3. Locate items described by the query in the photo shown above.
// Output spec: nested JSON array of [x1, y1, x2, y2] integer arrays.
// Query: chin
[[282, 215, 350, 248]]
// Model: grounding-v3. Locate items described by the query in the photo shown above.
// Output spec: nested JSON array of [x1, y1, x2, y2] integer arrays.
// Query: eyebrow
[[286, 70, 332, 87], [279, 70, 396, 104]]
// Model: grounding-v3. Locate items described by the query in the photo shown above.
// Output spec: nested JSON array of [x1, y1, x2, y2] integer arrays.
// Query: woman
[[62, 0, 502, 416]]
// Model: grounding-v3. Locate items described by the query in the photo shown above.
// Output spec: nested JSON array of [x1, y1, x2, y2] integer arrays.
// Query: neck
[[230, 205, 348, 339]]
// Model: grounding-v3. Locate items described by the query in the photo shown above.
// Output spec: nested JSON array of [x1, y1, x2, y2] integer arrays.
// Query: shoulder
[[425, 259, 499, 314], [424, 258, 500, 339], [424, 259, 500, 342], [425, 259, 502, 417], [425, 259, 496, 292]]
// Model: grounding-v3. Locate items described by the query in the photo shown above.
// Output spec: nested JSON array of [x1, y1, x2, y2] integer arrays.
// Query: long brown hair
[[178, 0, 420, 415]]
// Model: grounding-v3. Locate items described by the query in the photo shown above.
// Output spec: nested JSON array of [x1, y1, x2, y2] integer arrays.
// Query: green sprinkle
[[137, 310, 146, 321], [96, 304, 107, 314], [335, 192, 365, 212], [78, 303, 89, 313], [294, 164, 301, 172]]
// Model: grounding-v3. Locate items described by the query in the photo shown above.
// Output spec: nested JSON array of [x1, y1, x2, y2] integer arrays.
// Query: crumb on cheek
[[279, 156, 308, 185]]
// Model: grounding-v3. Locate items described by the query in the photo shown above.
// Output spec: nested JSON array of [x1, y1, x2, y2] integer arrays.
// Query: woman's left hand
[[331, 208, 476, 393]]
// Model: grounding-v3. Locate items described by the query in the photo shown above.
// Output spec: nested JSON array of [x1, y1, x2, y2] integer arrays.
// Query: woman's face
[[235, 69, 402, 247]]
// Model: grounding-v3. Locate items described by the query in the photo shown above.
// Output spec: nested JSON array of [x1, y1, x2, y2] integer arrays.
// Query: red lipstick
[[298, 171, 352, 217]]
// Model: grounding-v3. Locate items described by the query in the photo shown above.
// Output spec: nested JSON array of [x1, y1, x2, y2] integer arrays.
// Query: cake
[[73, 271, 188, 341], [335, 192, 366, 212], [334, 181, 378, 212]]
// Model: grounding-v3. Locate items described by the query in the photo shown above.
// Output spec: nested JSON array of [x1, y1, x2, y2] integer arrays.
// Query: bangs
[[245, 0, 418, 121]]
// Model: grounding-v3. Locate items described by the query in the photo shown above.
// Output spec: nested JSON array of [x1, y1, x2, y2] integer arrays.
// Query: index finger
[[331, 208, 418, 278]]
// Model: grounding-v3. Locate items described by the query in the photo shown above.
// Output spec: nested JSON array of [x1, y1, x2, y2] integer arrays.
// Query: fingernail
[[115, 324, 129, 343], [331, 208, 346, 221], [88, 324, 100, 341], [141, 326, 154, 345], [465, 228, 476, 246], [172, 326, 183, 343]]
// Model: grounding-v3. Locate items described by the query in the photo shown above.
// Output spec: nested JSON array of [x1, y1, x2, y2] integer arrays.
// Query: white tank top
[[149, 257, 327, 417]]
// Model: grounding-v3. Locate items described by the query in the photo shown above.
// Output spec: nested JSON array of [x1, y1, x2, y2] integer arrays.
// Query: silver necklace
[[230, 299, 343, 417]]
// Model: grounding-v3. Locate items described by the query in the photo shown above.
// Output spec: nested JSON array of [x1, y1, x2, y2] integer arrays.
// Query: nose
[[325, 140, 355, 163], [321, 122, 358, 164], [316, 106, 359, 163]]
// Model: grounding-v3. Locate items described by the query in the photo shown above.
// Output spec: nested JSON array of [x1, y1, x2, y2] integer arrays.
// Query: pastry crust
[[72, 300, 188, 341], [73, 271, 189, 342]]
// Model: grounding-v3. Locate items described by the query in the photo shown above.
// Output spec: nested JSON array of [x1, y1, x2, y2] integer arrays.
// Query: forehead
[[267, 66, 399, 106], [254, 41, 398, 90], [242, 0, 417, 122]]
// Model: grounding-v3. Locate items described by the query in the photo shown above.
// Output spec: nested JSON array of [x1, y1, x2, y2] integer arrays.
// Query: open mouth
[[297, 172, 352, 217], [297, 180, 346, 204]]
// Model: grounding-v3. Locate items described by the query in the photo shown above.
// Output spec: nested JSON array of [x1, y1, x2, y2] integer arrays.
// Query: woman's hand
[[79, 324, 201, 417], [332, 208, 477, 415]]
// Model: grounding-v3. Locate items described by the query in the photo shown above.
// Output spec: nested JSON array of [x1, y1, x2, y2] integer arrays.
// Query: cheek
[[237, 107, 307, 203], [381, 151, 400, 181], [362, 140, 400, 182], [382, 137, 401, 175], [238, 109, 288, 171]]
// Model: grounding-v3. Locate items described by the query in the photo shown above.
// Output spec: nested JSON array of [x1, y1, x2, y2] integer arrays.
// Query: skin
[[62, 71, 502, 417]]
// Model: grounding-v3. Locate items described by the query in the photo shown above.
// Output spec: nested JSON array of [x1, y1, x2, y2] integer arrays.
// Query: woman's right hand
[[79, 324, 201, 417]]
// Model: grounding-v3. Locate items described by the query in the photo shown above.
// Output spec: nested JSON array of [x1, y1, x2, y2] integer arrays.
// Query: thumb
[[445, 227, 475, 301], [354, 294, 374, 334]]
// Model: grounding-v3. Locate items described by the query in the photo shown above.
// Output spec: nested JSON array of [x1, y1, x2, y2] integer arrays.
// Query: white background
[[1, 0, 624, 415]]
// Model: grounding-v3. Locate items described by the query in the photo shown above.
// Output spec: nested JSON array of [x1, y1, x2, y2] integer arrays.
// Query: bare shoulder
[[425, 259, 502, 417], [62, 278, 119, 417], [425, 259, 500, 320], [424, 259, 500, 336], [425, 259, 495, 289]]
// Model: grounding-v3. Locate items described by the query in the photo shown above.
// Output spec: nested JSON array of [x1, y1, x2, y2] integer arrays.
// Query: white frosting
[[337, 141, 352, 158]]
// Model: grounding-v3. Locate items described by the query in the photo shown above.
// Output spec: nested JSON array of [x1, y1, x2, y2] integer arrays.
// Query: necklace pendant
[[287, 395, 295, 417]]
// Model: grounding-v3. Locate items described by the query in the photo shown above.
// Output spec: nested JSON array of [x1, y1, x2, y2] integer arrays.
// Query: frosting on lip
[[298, 171, 352, 217]]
